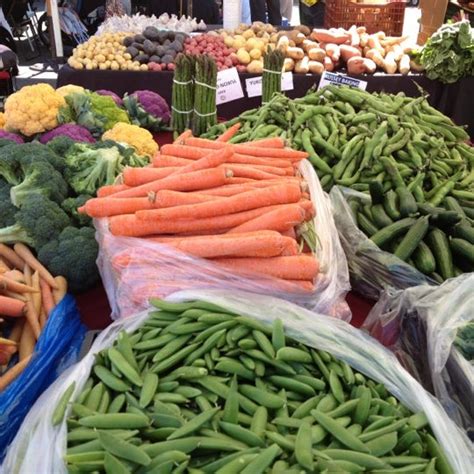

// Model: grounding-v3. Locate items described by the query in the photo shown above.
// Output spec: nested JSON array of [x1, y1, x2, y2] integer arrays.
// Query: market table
[[57, 65, 474, 136]]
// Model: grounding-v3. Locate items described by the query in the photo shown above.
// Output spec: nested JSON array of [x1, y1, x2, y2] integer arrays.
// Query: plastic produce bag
[[4, 289, 472, 473], [329, 186, 436, 300], [0, 294, 86, 462], [363, 273, 474, 438], [97, 160, 350, 320]]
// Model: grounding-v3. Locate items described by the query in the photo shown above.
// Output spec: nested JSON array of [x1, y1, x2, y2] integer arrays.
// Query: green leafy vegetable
[[420, 21, 474, 84]]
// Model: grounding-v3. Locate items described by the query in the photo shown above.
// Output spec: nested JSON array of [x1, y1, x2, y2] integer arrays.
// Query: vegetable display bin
[[324, 0, 406, 36]]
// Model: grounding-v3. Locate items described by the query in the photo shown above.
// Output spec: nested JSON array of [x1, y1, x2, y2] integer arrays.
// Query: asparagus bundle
[[192, 55, 218, 136], [171, 54, 194, 135], [262, 49, 285, 104]]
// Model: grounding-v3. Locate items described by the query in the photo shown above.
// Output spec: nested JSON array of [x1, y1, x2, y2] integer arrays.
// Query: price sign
[[245, 72, 294, 98], [216, 67, 245, 105], [317, 71, 368, 91]]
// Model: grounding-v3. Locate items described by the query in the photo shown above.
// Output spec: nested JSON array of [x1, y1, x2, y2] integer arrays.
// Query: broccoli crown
[[62, 195, 93, 227], [10, 161, 69, 207], [65, 143, 123, 196], [0, 179, 17, 227], [38, 226, 99, 293], [0, 194, 71, 250], [46, 135, 76, 157]]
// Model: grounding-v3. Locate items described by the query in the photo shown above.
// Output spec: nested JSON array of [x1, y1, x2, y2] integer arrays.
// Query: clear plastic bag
[[97, 160, 350, 320], [363, 274, 474, 438], [0, 294, 86, 462], [4, 290, 472, 473], [329, 186, 437, 300]]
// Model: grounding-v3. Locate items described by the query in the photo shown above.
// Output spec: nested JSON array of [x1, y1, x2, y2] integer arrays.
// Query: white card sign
[[216, 67, 244, 105], [318, 71, 368, 91], [245, 72, 294, 98]]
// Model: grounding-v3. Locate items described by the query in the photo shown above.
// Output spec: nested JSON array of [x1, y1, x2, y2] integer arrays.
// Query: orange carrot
[[0, 354, 32, 391], [52, 276, 67, 305], [111, 168, 232, 199], [225, 177, 256, 184], [202, 179, 301, 197], [216, 123, 241, 142], [153, 155, 193, 167], [228, 204, 306, 234], [31, 271, 41, 317], [147, 231, 296, 258], [232, 145, 307, 161], [185, 136, 285, 150], [300, 199, 316, 219], [155, 190, 218, 208], [0, 295, 25, 317], [39, 308, 47, 328], [84, 197, 157, 218], [281, 228, 297, 240], [40, 278, 55, 317], [230, 153, 293, 168], [221, 164, 283, 180], [160, 144, 208, 159], [285, 280, 315, 291], [123, 167, 178, 186], [24, 296, 40, 339], [173, 129, 193, 144], [14, 244, 58, 289], [97, 183, 131, 197], [213, 255, 319, 280], [19, 320, 35, 360], [0, 275, 37, 294], [110, 203, 299, 237], [170, 147, 233, 177], [136, 184, 302, 221], [0, 244, 25, 269]]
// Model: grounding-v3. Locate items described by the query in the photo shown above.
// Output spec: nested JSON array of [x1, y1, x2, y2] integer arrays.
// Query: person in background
[[192, 0, 220, 24], [242, 0, 252, 24], [149, 0, 179, 17], [250, 0, 282, 25], [299, 0, 325, 28], [280, 0, 293, 23]]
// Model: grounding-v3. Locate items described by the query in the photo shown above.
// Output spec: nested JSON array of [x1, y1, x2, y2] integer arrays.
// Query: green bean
[[52, 382, 76, 426]]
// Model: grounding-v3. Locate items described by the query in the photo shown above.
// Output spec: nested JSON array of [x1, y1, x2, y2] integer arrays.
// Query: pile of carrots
[[81, 125, 320, 292], [0, 243, 67, 391]]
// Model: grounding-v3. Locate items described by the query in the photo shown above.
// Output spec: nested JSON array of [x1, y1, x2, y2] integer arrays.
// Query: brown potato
[[287, 46, 305, 60], [307, 47, 326, 62], [308, 60, 325, 75], [295, 56, 310, 74], [295, 25, 311, 36], [302, 40, 319, 52], [283, 57, 295, 72]]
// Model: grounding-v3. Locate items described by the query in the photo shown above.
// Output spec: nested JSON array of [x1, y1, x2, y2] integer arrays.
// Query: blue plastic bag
[[0, 294, 86, 461]]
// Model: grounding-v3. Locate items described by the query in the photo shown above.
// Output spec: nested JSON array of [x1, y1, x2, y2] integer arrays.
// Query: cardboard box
[[418, 0, 448, 44]]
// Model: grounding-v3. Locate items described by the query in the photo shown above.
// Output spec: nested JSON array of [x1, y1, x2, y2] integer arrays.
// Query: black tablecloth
[[57, 65, 474, 136]]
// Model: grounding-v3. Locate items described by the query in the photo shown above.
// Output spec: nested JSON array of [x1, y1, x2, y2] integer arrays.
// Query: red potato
[[307, 47, 326, 62], [347, 56, 366, 75], [340, 45, 361, 62], [325, 43, 340, 62], [323, 56, 334, 71], [308, 60, 325, 75]]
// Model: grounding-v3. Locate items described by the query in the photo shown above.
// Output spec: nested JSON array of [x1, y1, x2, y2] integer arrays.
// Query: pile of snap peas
[[57, 299, 453, 473], [203, 85, 474, 282]]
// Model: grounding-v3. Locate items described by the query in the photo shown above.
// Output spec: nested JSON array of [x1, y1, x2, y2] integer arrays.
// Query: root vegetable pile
[[0, 243, 67, 390], [80, 133, 320, 291], [61, 298, 454, 474]]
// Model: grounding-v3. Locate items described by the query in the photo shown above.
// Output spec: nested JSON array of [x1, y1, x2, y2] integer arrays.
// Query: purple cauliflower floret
[[40, 124, 95, 144], [123, 90, 171, 132], [95, 89, 123, 106], [133, 90, 171, 123], [0, 130, 24, 144]]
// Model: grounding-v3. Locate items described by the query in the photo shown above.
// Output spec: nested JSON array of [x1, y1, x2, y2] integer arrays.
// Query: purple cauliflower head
[[133, 90, 171, 123], [95, 89, 123, 106], [0, 130, 24, 143], [39, 124, 95, 144]]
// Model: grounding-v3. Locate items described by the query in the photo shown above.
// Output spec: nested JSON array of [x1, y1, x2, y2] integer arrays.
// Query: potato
[[295, 25, 311, 36], [224, 36, 234, 47], [246, 37, 259, 51], [247, 59, 263, 74], [323, 56, 334, 71], [340, 45, 361, 62], [276, 36, 290, 54], [347, 56, 366, 75], [287, 46, 304, 60], [237, 48, 251, 65], [308, 47, 326, 62], [249, 48, 262, 60], [308, 60, 325, 75], [283, 57, 295, 72], [242, 29, 255, 39], [295, 57, 310, 74], [302, 39, 319, 52], [363, 58, 377, 74]]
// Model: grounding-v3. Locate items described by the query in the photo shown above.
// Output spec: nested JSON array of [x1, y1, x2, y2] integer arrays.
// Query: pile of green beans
[[58, 299, 453, 473]]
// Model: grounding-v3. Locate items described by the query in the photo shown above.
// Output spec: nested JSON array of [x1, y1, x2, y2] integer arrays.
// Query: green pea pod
[[241, 443, 282, 474], [52, 382, 76, 426], [271, 319, 285, 353], [99, 431, 151, 466]]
